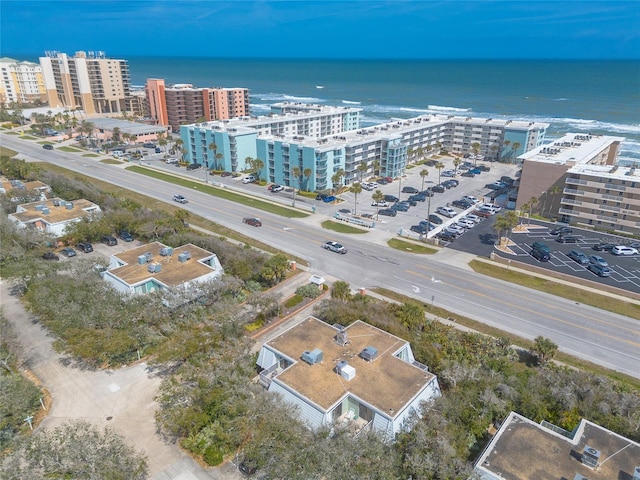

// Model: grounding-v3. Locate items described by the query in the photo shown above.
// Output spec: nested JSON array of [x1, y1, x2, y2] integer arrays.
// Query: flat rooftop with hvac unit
[[256, 317, 441, 440], [102, 241, 223, 295]]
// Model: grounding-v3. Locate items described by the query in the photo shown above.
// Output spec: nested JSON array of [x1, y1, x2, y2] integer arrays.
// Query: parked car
[[589, 255, 608, 268], [443, 179, 459, 187], [390, 202, 409, 212], [154, 147, 162, 153], [76, 242, 93, 253], [446, 224, 465, 235], [500, 176, 514, 184], [322, 241, 347, 254], [186, 163, 201, 170], [532, 241, 551, 254], [474, 208, 494, 218], [322, 195, 337, 203], [428, 214, 443, 225], [531, 248, 550, 262], [408, 194, 427, 202], [371, 200, 389, 207], [383, 195, 399, 203], [592, 242, 616, 252], [435, 206, 457, 218], [419, 189, 434, 197], [588, 263, 612, 277], [378, 208, 397, 217], [42, 144, 54, 150], [550, 226, 572, 236], [410, 224, 429, 234], [612, 245, 638, 256], [463, 195, 480, 204], [437, 231, 457, 242], [42, 252, 60, 261], [60, 247, 77, 257], [118, 231, 134, 242], [567, 249, 589, 265], [477, 165, 491, 172], [457, 218, 475, 229], [143, 142, 156, 148], [173, 194, 188, 204], [402, 186, 419, 194], [452, 199, 473, 209], [269, 184, 285, 192], [424, 159, 438, 167], [431, 184, 446, 193], [418, 220, 436, 231], [461, 171, 475, 178], [101, 235, 118, 246], [465, 214, 481, 224], [243, 217, 262, 227], [403, 199, 417, 206], [556, 234, 578, 244], [441, 169, 456, 177], [242, 174, 257, 184], [479, 203, 501, 213], [316, 193, 329, 201], [468, 168, 482, 175]]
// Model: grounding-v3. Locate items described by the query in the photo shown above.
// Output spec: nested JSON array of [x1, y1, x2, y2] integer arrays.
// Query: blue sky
[[2, 1, 639, 59]]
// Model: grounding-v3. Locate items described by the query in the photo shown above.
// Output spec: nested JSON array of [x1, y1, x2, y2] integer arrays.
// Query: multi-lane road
[[3, 134, 639, 379]]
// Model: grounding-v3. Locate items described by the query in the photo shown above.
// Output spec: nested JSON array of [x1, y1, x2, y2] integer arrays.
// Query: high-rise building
[[39, 51, 132, 115], [0, 57, 47, 105], [145, 78, 249, 132]]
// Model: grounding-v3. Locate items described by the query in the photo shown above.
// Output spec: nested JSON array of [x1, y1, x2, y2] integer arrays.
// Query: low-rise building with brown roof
[[256, 317, 441, 440], [8, 197, 101, 237], [474, 411, 640, 480], [103, 241, 223, 295]]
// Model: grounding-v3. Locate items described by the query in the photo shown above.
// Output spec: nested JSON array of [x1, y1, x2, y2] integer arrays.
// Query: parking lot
[[448, 216, 640, 294]]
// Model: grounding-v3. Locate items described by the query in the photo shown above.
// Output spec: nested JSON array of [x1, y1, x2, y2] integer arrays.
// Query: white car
[[173, 194, 188, 204], [465, 214, 481, 224], [463, 195, 480, 204], [480, 203, 501, 213], [371, 200, 389, 207], [612, 245, 638, 256], [436, 206, 457, 218], [242, 175, 257, 184], [457, 219, 475, 229], [446, 225, 465, 235]]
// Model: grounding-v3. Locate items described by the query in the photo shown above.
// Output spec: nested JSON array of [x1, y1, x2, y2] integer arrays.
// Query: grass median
[[321, 220, 369, 234], [387, 238, 437, 254], [126, 165, 309, 219]]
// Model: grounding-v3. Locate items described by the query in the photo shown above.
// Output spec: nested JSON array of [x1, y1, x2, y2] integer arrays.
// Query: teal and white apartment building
[[181, 102, 548, 192]]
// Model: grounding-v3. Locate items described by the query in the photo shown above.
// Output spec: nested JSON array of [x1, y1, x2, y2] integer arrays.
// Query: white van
[[166, 158, 179, 164], [242, 175, 257, 184]]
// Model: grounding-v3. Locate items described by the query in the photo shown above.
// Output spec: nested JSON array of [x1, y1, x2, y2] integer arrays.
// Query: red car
[[243, 217, 262, 227]]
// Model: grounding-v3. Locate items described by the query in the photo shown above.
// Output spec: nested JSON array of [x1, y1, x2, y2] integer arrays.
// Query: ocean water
[[128, 58, 640, 162]]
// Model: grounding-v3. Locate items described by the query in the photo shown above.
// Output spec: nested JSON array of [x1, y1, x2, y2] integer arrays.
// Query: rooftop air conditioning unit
[[65, 202, 73, 209], [360, 346, 378, 362], [144, 252, 153, 262], [301, 348, 323, 365], [159, 247, 173, 256], [581, 446, 600, 468], [137, 255, 147, 265], [336, 360, 356, 381]]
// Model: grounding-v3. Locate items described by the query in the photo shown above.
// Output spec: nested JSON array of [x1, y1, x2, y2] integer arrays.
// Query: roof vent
[[360, 346, 378, 362], [581, 446, 600, 468], [301, 348, 323, 365], [335, 327, 349, 347]]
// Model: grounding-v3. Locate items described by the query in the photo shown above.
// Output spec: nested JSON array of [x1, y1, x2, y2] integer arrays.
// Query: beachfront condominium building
[[145, 78, 250, 132], [516, 133, 639, 235], [181, 104, 546, 191], [0, 57, 47, 105], [39, 51, 132, 115]]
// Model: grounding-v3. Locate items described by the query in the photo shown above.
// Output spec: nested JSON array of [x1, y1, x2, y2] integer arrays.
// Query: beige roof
[[267, 317, 435, 414], [108, 242, 219, 288], [11, 198, 99, 224], [477, 412, 640, 480]]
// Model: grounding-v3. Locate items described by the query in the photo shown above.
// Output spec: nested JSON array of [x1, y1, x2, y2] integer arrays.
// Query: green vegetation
[[320, 220, 369, 234], [57, 146, 81, 152], [388, 237, 437, 254], [470, 260, 640, 320], [4, 131, 19, 136], [1, 146, 17, 157], [126, 165, 308, 218], [100, 158, 123, 164], [284, 294, 303, 308], [19, 135, 38, 140], [82, 153, 101, 158]]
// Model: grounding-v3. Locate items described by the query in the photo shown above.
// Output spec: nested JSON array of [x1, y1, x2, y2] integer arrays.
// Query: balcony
[[566, 177, 588, 186], [562, 188, 584, 196], [560, 198, 582, 206]]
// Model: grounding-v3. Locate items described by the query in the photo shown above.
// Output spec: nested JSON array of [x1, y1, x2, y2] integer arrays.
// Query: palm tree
[[351, 182, 362, 215], [372, 159, 380, 177], [419, 169, 429, 191], [331, 168, 345, 194], [208, 142, 217, 170], [253, 158, 265, 181], [471, 142, 481, 166], [356, 162, 368, 182], [528, 196, 539, 219], [453, 158, 461, 173], [435, 162, 445, 184], [511, 142, 521, 164], [291, 166, 301, 207], [372, 189, 384, 220], [157, 133, 168, 155], [490, 144, 499, 161], [519, 201, 530, 225], [303, 167, 312, 191], [502, 140, 511, 163], [215, 153, 223, 171], [244, 156, 253, 172], [111, 127, 122, 143], [493, 211, 519, 246], [530, 336, 558, 365]]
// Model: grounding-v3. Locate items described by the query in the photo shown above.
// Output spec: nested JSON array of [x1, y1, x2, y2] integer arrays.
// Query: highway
[[3, 134, 639, 379]]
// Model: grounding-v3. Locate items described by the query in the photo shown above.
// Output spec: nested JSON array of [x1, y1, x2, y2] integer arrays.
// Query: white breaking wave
[[342, 100, 361, 105], [316, 85, 324, 89], [553, 98, 569, 101], [399, 107, 433, 114], [427, 104, 471, 113], [255, 92, 325, 103]]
